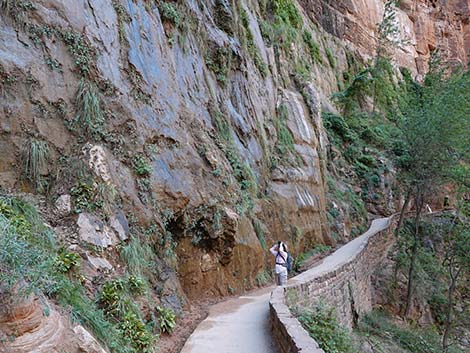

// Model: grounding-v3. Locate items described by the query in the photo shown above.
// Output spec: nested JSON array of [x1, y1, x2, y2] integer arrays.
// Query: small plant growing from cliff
[[1, 0, 35, 26], [156, 305, 176, 333], [21, 138, 49, 192], [71, 182, 101, 213], [112, 0, 131, 45], [239, 7, 268, 77], [160, 1, 181, 27], [302, 30, 323, 65], [253, 218, 266, 249], [120, 310, 153, 351], [74, 78, 105, 138], [128, 275, 146, 295], [205, 45, 233, 84], [53, 249, 81, 274], [132, 153, 152, 176], [325, 47, 336, 69], [60, 30, 95, 76]]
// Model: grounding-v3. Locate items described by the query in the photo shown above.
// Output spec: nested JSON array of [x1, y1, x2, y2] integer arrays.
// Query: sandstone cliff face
[[0, 0, 468, 349], [299, 0, 470, 76]]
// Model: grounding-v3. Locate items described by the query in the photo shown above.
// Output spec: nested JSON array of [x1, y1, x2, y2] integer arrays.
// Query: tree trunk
[[442, 267, 461, 352], [395, 190, 412, 236], [403, 239, 418, 318], [393, 190, 412, 284], [404, 193, 424, 318]]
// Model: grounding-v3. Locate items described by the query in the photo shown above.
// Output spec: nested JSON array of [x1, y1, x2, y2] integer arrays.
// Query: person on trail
[[270, 241, 288, 286]]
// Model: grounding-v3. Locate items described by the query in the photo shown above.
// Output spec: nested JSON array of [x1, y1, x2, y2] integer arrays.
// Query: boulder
[[77, 213, 119, 248], [55, 194, 71, 216], [73, 324, 108, 353], [86, 254, 113, 271], [109, 211, 129, 241]]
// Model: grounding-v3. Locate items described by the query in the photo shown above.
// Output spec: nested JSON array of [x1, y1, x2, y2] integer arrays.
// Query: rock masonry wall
[[269, 216, 395, 353]]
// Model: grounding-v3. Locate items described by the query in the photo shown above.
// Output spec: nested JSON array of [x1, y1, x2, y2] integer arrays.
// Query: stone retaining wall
[[269, 217, 395, 353]]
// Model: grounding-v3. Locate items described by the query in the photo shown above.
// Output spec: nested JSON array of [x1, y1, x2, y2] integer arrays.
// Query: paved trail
[[180, 217, 391, 353], [180, 286, 278, 353]]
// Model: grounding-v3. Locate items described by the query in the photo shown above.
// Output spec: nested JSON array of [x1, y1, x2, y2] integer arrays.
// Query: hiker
[[270, 241, 288, 286]]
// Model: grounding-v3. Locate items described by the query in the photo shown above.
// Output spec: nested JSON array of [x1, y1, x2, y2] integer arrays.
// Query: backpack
[[278, 251, 294, 272], [286, 253, 293, 272]]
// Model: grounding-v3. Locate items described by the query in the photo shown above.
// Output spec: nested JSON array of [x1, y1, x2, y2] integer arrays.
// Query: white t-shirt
[[270, 244, 288, 274]]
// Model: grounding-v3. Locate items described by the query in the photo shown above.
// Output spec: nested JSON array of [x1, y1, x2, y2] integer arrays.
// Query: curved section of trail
[[180, 217, 391, 353], [180, 286, 278, 353]]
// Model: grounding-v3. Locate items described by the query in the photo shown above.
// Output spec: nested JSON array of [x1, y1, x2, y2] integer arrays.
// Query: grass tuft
[[21, 138, 49, 192], [74, 78, 104, 138]]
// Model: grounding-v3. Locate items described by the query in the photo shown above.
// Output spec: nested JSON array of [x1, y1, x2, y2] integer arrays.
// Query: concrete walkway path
[[180, 286, 278, 353]]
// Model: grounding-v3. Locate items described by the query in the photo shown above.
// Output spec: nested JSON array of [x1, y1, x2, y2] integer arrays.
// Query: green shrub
[[119, 237, 155, 276], [128, 275, 146, 295], [156, 305, 176, 333], [325, 47, 336, 68], [302, 30, 323, 65], [205, 46, 233, 84], [60, 30, 94, 76], [120, 311, 153, 352], [71, 182, 101, 213], [0, 197, 142, 353], [132, 154, 152, 176], [358, 310, 449, 353], [240, 8, 268, 77], [275, 104, 296, 156], [294, 302, 353, 353], [53, 249, 81, 273], [160, 1, 181, 27], [255, 269, 272, 286], [273, 0, 302, 29]]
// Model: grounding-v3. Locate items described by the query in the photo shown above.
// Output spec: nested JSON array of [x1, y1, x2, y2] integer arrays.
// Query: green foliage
[[325, 47, 336, 69], [119, 310, 153, 352], [128, 275, 146, 295], [0, 0, 35, 25], [273, 104, 298, 166], [272, 0, 302, 29], [302, 30, 323, 65], [156, 305, 176, 333], [240, 8, 268, 77], [60, 30, 94, 76], [292, 301, 353, 353], [113, 0, 130, 45], [21, 138, 49, 192], [119, 237, 155, 277], [132, 154, 152, 176], [255, 269, 272, 286], [294, 244, 332, 271], [358, 310, 454, 353], [210, 106, 257, 214], [205, 45, 233, 84], [71, 182, 102, 213], [53, 249, 81, 273], [160, 1, 181, 27], [0, 196, 135, 353], [253, 218, 266, 249], [98, 276, 153, 351], [74, 78, 105, 138]]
